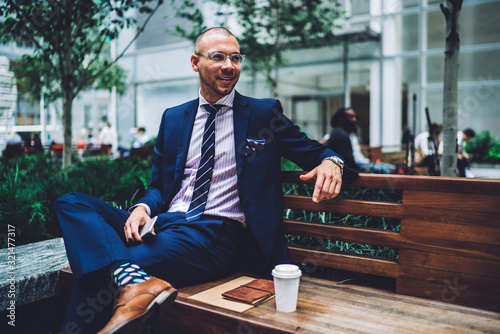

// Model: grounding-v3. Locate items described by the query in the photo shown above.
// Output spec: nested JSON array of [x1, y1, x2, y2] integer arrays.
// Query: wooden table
[[162, 273, 500, 333]]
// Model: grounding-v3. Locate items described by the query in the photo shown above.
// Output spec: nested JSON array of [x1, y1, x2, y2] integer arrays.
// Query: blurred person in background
[[117, 127, 152, 158], [457, 128, 476, 177], [99, 122, 118, 156], [323, 106, 395, 173], [130, 127, 151, 148], [414, 123, 443, 166], [2, 128, 23, 160]]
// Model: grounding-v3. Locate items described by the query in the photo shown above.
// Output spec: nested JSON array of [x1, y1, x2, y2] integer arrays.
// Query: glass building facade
[[114, 0, 499, 149], [1, 0, 499, 149]]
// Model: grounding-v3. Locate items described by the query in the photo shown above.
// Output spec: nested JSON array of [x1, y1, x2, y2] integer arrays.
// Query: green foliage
[[489, 141, 500, 161], [92, 60, 128, 96], [171, 0, 206, 42], [0, 154, 152, 248], [0, 0, 148, 100], [465, 131, 500, 163], [281, 157, 302, 171], [1, 0, 163, 167]]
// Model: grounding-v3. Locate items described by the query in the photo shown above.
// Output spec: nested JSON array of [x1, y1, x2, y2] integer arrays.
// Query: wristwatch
[[323, 156, 344, 175]]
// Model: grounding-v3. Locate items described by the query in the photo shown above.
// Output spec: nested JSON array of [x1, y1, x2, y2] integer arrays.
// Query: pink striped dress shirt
[[167, 90, 246, 224]]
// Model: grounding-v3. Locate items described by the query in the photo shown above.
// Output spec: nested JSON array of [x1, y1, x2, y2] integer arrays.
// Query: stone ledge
[[0, 238, 69, 311]]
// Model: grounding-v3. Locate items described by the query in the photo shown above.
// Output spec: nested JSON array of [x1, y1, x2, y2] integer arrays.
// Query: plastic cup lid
[[272, 264, 302, 278]]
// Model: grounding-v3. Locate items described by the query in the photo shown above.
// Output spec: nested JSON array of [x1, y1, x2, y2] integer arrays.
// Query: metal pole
[[40, 89, 46, 145], [343, 42, 350, 106]]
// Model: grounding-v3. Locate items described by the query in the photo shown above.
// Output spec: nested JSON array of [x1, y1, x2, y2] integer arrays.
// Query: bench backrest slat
[[284, 196, 404, 219], [283, 170, 500, 194], [284, 220, 403, 248], [288, 246, 400, 278]]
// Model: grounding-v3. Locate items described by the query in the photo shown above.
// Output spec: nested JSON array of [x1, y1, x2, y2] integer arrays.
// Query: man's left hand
[[299, 159, 342, 203]]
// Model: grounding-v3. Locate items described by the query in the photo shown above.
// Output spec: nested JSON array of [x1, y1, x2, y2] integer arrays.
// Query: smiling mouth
[[218, 77, 233, 81]]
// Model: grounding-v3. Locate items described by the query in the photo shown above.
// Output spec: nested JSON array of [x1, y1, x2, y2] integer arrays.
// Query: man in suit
[[54, 27, 344, 334]]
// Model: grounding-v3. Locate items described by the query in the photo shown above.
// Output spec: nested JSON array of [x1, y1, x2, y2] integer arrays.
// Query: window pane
[[424, 89, 443, 124], [458, 85, 500, 135], [424, 84, 500, 139], [427, 1, 500, 49], [402, 0, 419, 8], [426, 54, 443, 84], [402, 57, 419, 85], [426, 8, 446, 50], [383, 0, 419, 13], [401, 12, 419, 52], [427, 49, 500, 84], [459, 49, 500, 82], [295, 100, 322, 140], [399, 57, 419, 131], [352, 0, 371, 15], [460, 1, 500, 46], [384, 12, 419, 54]]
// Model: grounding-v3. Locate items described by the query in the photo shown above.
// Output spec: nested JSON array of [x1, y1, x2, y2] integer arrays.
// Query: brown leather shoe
[[97, 277, 177, 334]]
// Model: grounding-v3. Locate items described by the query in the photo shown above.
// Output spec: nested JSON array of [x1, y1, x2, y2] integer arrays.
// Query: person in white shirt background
[[414, 123, 443, 166], [129, 127, 151, 148], [99, 122, 118, 156]]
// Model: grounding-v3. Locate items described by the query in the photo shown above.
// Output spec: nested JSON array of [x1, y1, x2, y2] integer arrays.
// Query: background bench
[[360, 145, 407, 166]]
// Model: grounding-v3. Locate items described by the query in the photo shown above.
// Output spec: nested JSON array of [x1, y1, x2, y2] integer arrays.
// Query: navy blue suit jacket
[[137, 91, 339, 275]]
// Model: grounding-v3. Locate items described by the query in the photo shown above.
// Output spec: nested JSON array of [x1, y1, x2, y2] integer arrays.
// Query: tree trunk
[[62, 0, 74, 168], [62, 91, 73, 168], [441, 0, 463, 176]]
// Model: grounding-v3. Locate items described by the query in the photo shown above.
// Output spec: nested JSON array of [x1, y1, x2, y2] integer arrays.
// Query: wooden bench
[[157, 171, 500, 333], [360, 145, 407, 165], [130, 146, 154, 160]]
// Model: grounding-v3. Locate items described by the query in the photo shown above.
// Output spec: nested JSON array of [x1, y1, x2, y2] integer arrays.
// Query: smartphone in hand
[[139, 216, 157, 240]]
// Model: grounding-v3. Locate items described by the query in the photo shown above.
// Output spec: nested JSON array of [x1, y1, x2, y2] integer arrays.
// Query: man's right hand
[[124, 206, 152, 244]]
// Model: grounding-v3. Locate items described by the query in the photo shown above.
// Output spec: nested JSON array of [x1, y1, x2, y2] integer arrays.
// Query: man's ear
[[191, 54, 200, 72]]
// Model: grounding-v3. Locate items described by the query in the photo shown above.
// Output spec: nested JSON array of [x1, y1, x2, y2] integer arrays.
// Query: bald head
[[194, 27, 236, 54]]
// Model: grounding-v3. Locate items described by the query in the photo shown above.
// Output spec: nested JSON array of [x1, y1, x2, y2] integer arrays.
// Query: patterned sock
[[109, 261, 151, 289]]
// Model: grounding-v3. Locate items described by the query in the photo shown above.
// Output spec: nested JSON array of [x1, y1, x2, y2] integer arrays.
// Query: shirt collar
[[198, 89, 235, 109]]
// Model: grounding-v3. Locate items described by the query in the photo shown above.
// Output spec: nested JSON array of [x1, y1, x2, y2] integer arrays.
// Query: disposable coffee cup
[[272, 264, 302, 312]]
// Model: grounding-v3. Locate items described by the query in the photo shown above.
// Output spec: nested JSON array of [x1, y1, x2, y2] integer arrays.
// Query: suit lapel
[[233, 91, 250, 178], [175, 100, 198, 180]]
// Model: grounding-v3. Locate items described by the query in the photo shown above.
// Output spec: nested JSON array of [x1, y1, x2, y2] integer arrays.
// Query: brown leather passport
[[221, 279, 275, 305], [243, 278, 275, 294]]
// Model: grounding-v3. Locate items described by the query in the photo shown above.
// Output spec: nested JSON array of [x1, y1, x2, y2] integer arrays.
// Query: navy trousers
[[53, 192, 244, 334]]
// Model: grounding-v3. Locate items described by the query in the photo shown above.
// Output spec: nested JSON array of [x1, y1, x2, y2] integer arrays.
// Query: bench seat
[[160, 273, 500, 334]]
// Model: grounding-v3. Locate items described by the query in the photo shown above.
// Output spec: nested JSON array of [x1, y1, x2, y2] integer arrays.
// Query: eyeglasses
[[197, 52, 245, 66]]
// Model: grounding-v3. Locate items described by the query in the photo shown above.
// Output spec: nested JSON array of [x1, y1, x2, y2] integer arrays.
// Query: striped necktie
[[185, 104, 223, 222]]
